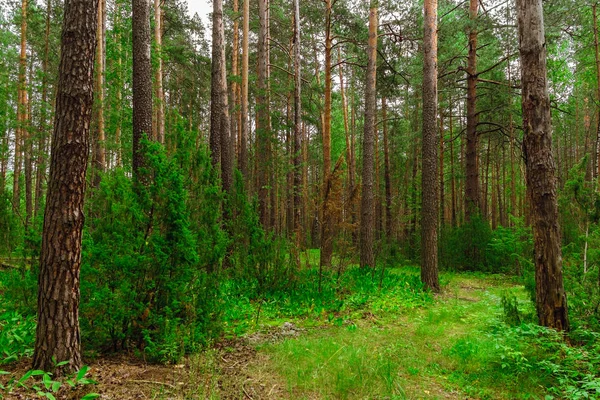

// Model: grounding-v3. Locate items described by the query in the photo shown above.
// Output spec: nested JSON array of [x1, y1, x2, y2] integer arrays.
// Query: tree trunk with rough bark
[[257, 0, 271, 228], [320, 0, 334, 268], [92, 0, 106, 188], [231, 0, 239, 163], [382, 97, 392, 239], [360, 1, 377, 269], [465, 0, 479, 219], [240, 0, 249, 178], [293, 0, 302, 242], [210, 0, 232, 194], [517, 0, 569, 331], [35, 0, 52, 219], [593, 4, 600, 183], [33, 0, 98, 374], [154, 0, 165, 144], [132, 0, 152, 181], [421, 0, 440, 292], [14, 0, 28, 215]]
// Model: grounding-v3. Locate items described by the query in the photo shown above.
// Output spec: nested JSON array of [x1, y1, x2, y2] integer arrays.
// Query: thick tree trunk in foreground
[[421, 0, 440, 292], [517, 0, 569, 331], [33, 0, 97, 374], [132, 0, 152, 181], [360, 1, 377, 269]]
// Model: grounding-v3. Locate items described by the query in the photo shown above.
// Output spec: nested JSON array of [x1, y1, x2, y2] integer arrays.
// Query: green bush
[[81, 141, 222, 362]]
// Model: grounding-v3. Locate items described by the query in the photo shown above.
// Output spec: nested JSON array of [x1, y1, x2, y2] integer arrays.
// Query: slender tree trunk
[[35, 0, 52, 218], [319, 0, 334, 268], [465, 0, 479, 219], [24, 60, 32, 229], [439, 100, 445, 224], [360, 1, 377, 269], [293, 0, 302, 247], [421, 0, 440, 291], [483, 135, 491, 220], [593, 4, 600, 184], [375, 119, 381, 239], [92, 0, 106, 188], [1, 81, 7, 191], [154, 0, 165, 144], [231, 0, 240, 163], [210, 0, 232, 195], [132, 0, 152, 181], [517, 0, 569, 331], [14, 0, 28, 215], [339, 51, 356, 239], [450, 108, 457, 227], [240, 0, 249, 178], [491, 154, 497, 230], [496, 158, 503, 227], [114, 2, 123, 167], [257, 0, 270, 228], [382, 97, 392, 239], [33, 0, 98, 373]]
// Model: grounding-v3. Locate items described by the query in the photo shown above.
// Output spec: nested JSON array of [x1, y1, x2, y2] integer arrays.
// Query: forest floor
[[1, 269, 547, 400]]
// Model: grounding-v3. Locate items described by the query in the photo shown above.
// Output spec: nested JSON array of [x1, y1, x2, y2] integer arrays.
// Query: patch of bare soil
[[1, 355, 191, 399], [1, 324, 302, 399]]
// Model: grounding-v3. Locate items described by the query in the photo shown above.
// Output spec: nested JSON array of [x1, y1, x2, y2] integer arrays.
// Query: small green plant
[[0, 311, 35, 364], [0, 363, 98, 400], [501, 292, 522, 326]]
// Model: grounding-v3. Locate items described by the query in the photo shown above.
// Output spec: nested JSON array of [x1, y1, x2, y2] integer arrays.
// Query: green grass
[[248, 269, 555, 399], [2, 258, 600, 399]]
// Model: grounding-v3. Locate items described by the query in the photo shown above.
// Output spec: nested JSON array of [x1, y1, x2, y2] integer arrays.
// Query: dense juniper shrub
[[81, 141, 222, 362]]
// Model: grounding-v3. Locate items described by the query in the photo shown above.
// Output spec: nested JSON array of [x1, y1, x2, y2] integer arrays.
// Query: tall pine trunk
[[33, 0, 98, 374], [293, 0, 302, 242], [517, 0, 569, 331], [240, 0, 249, 178], [92, 0, 106, 188], [132, 0, 152, 181], [360, 1, 377, 269], [154, 0, 165, 144], [257, 0, 271, 228], [34, 0, 52, 218], [320, 0, 334, 268], [14, 0, 28, 215], [421, 0, 440, 291], [465, 0, 479, 219], [210, 0, 232, 194], [382, 97, 392, 239]]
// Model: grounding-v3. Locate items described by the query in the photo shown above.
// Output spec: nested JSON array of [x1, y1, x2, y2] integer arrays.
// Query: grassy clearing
[[248, 269, 552, 399], [2, 265, 600, 399]]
